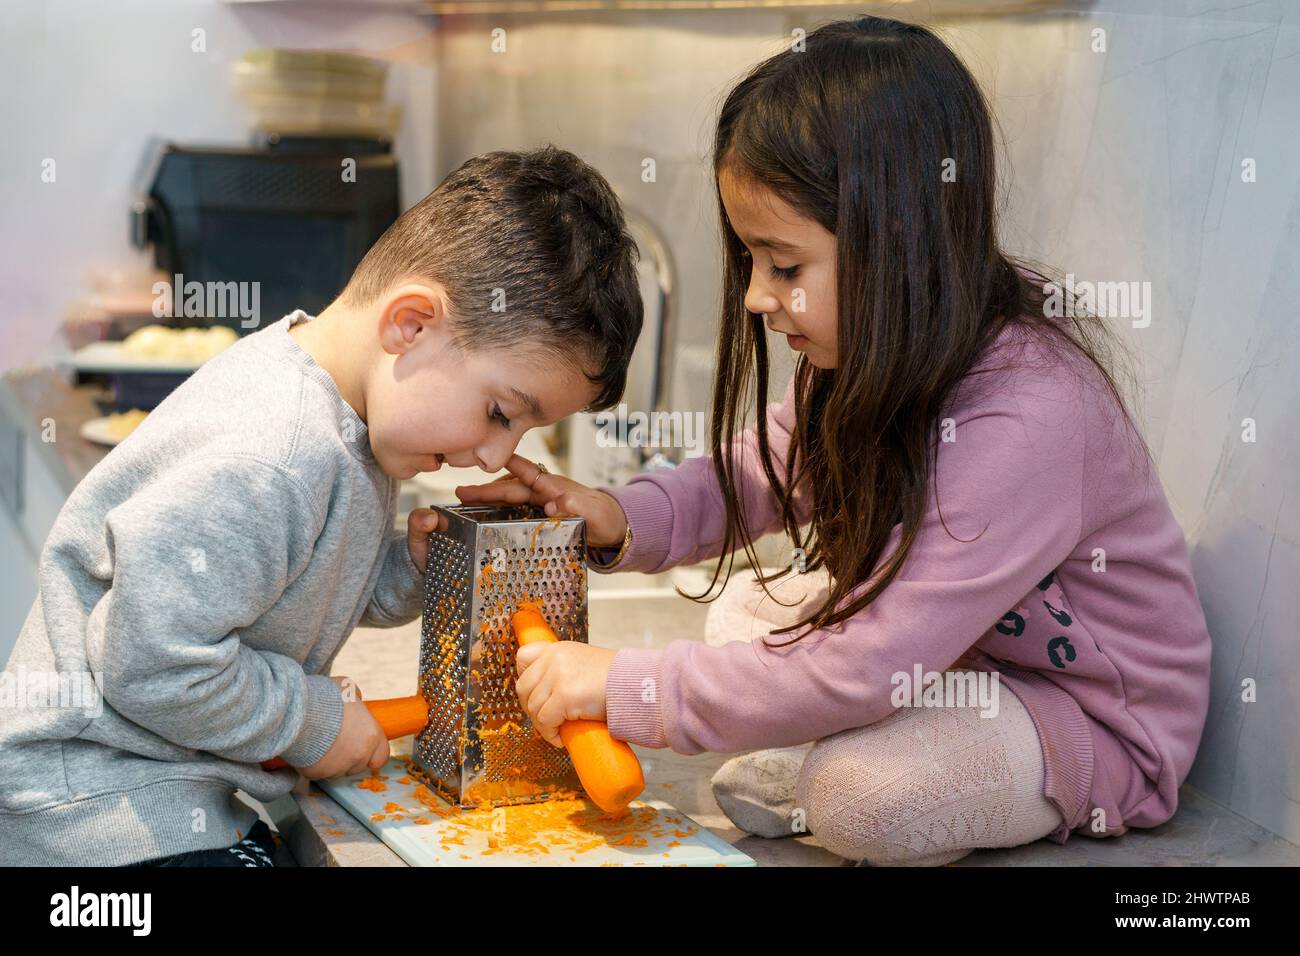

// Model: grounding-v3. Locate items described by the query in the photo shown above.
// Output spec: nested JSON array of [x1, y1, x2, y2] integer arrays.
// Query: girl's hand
[[514, 641, 617, 748], [406, 507, 449, 574], [455, 454, 629, 549]]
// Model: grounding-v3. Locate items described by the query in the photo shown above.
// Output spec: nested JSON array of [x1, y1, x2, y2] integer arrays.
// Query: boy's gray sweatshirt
[[0, 310, 426, 866]]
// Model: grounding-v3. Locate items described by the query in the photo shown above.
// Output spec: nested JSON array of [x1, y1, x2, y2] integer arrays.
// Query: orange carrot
[[511, 602, 645, 817], [260, 694, 428, 771], [363, 695, 429, 739]]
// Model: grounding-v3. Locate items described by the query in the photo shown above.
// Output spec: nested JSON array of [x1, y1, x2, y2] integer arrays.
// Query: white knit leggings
[[706, 567, 1064, 865], [794, 686, 1063, 865]]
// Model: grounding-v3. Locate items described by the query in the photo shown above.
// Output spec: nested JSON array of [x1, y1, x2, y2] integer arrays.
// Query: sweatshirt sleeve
[[359, 528, 425, 628], [604, 366, 1088, 753], [83, 453, 344, 768], [591, 376, 809, 574]]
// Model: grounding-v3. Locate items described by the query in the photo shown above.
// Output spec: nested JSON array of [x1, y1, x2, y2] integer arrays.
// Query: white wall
[[948, 1, 1300, 845], [0, 0, 438, 372]]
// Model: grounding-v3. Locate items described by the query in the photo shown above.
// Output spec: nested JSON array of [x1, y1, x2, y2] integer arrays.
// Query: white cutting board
[[319, 756, 755, 867]]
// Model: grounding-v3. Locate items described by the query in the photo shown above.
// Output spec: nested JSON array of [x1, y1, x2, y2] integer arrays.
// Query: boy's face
[[364, 286, 602, 481]]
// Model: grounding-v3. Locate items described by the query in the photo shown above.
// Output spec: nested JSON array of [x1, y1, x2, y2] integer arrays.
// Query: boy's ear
[[376, 283, 449, 356]]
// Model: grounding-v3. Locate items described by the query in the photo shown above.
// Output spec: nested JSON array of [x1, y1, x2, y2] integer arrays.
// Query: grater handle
[[511, 602, 645, 817], [260, 695, 428, 771]]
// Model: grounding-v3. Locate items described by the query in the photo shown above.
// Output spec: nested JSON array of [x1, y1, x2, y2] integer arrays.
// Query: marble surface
[[949, 0, 1300, 849]]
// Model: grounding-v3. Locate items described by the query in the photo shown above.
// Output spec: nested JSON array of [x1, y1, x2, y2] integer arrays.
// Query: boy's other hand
[[454, 454, 629, 548], [406, 507, 449, 574], [297, 676, 390, 780]]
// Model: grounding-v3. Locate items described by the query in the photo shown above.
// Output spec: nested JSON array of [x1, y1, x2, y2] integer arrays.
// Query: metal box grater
[[413, 503, 588, 807]]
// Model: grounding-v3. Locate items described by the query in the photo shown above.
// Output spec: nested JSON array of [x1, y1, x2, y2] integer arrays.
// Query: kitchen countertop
[[269, 586, 1300, 868], [0, 368, 112, 493], [270, 592, 846, 867]]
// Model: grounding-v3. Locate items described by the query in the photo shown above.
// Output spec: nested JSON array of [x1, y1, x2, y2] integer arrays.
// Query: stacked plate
[[234, 48, 401, 140]]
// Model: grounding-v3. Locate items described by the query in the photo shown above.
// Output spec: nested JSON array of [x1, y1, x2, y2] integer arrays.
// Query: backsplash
[[431, 2, 1300, 844]]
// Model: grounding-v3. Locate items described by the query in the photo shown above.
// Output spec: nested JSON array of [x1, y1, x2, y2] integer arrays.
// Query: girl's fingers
[[533, 698, 567, 748], [503, 453, 545, 487], [456, 478, 533, 504], [518, 670, 553, 727], [503, 455, 567, 502], [545, 491, 585, 518], [515, 642, 545, 677]]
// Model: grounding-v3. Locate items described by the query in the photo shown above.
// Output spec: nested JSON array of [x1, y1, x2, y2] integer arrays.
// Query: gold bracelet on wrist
[[589, 523, 633, 569]]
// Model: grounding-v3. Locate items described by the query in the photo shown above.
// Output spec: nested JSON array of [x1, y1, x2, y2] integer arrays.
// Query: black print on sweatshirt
[[1047, 635, 1077, 669], [1043, 601, 1072, 627], [993, 567, 1082, 671], [995, 611, 1026, 636]]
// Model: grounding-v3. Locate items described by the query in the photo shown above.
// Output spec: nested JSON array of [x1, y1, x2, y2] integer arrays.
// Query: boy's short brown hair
[[341, 145, 643, 411]]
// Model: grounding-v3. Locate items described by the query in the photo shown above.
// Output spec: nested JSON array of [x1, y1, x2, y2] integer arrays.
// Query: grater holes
[[418, 510, 588, 804]]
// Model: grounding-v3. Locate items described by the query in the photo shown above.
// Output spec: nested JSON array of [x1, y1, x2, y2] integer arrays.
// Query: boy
[[0, 146, 643, 866]]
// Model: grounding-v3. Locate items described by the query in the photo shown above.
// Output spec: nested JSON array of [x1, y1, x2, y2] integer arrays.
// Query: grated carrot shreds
[[374, 765, 679, 859], [397, 522, 661, 859]]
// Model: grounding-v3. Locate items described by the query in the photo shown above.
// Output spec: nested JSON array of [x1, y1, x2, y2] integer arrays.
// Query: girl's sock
[[711, 744, 813, 839]]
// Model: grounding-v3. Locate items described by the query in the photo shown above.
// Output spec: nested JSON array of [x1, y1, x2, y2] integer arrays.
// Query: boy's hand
[[454, 455, 629, 548], [406, 507, 449, 574], [297, 676, 390, 780], [514, 642, 616, 748]]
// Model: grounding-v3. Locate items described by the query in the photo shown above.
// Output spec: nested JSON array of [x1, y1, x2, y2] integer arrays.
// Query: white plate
[[65, 341, 207, 373], [80, 414, 144, 447]]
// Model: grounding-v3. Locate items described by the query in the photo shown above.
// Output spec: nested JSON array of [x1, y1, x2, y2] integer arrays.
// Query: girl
[[457, 16, 1212, 865]]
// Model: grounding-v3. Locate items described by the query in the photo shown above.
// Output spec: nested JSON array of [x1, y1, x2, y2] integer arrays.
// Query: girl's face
[[718, 165, 839, 368]]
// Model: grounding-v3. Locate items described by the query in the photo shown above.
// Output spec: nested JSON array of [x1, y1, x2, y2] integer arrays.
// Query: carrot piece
[[510, 602, 646, 817], [261, 694, 427, 771], [364, 695, 429, 739]]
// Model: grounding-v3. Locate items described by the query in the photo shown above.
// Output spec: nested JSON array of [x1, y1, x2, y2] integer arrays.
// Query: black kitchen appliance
[[130, 136, 400, 332]]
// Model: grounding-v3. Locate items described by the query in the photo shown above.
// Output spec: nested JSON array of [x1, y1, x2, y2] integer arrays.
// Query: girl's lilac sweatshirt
[[593, 321, 1212, 844]]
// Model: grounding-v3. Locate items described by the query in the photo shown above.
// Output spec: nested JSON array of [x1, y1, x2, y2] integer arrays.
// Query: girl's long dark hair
[[694, 15, 1145, 641]]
